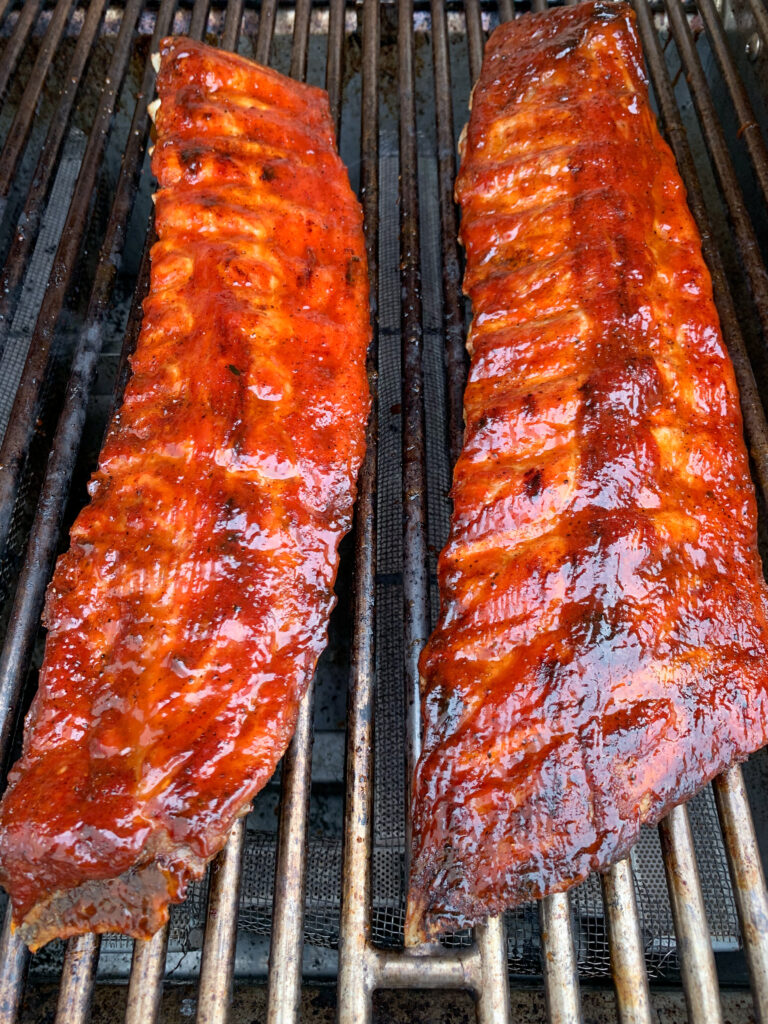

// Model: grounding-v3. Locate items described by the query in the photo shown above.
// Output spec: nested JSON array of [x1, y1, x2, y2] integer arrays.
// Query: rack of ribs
[[406, 0, 768, 943], [0, 36, 370, 950]]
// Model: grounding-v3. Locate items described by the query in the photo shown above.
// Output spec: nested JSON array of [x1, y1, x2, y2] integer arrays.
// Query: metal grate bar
[[662, 0, 768, 351], [434, 1, 511, 1016], [713, 766, 768, 1022], [540, 893, 582, 1024], [601, 859, 654, 1024], [266, 685, 316, 1024], [325, 0, 346, 132], [694, 0, 768, 206], [125, 924, 169, 1024], [0, 907, 27, 1024], [0, 0, 144, 562], [266, 3, 343, 1019], [254, 0, 278, 67], [220, 0, 244, 55], [464, 0, 484, 83], [398, 0, 430, 848], [196, 817, 246, 1024], [0, 0, 12, 34], [0, 0, 108, 356], [474, 918, 512, 1022], [0, 0, 42, 106], [0, 0, 76, 196], [337, 0, 379, 1017], [659, 806, 724, 1022], [430, 0, 467, 466], [188, 0, 209, 47], [111, 208, 160, 1024], [54, 934, 100, 1024], [495, 7, 584, 1018], [289, 0, 312, 80]]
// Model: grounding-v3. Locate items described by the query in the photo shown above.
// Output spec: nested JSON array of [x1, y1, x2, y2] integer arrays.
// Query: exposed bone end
[[458, 122, 468, 161], [147, 98, 161, 123], [147, 144, 155, 157], [151, 52, 161, 73]]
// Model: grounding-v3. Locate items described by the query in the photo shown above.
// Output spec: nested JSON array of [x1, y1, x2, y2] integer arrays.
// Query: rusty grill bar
[[0, 1, 765, 1022]]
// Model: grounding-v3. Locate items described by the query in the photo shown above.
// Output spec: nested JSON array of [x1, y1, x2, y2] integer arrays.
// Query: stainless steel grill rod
[[398, 0, 430, 864], [713, 766, 768, 1023], [475, 917, 512, 1023], [326, 0, 346, 129], [337, 0, 379, 1018], [463, 0, 484, 83], [185, 4, 258, 1018], [220, 0, 244, 53], [125, 925, 170, 1024], [0, 0, 12, 33], [196, 817, 247, 1024], [289, 0, 312, 80], [540, 892, 582, 1024], [431, 0, 467, 465], [471, 6, 585, 1019], [0, 0, 42, 107], [432, 4, 510, 1018], [659, 805, 724, 1023], [601, 858, 653, 1024], [265, 7, 322, 1017], [254, 0, 279, 66], [188, 0, 208, 46], [266, 683, 316, 1024], [0, 907, 28, 1024], [118, 6, 212, 1018], [54, 934, 101, 1024]]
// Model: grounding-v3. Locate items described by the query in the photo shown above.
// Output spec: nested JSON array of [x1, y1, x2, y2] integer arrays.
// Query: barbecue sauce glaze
[[0, 38, 370, 949], [406, 0, 768, 942]]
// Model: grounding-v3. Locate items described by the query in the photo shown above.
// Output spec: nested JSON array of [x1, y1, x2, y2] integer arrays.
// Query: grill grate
[[0, 1, 767, 1022]]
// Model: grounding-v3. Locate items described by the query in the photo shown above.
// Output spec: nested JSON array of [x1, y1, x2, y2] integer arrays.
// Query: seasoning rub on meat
[[406, 0, 768, 943], [0, 37, 370, 950]]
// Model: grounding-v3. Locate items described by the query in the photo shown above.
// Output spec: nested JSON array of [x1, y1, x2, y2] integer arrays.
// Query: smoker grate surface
[[0, 1, 767, 1022]]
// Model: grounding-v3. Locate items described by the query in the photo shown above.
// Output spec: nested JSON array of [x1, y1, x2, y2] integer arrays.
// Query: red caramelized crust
[[406, 0, 768, 943], [0, 37, 370, 949]]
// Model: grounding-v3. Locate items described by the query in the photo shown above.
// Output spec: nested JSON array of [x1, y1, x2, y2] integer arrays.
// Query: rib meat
[[0, 37, 370, 949], [406, 0, 768, 943]]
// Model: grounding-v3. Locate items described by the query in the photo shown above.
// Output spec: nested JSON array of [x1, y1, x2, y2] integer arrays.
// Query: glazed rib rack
[[0, 1, 767, 1022]]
